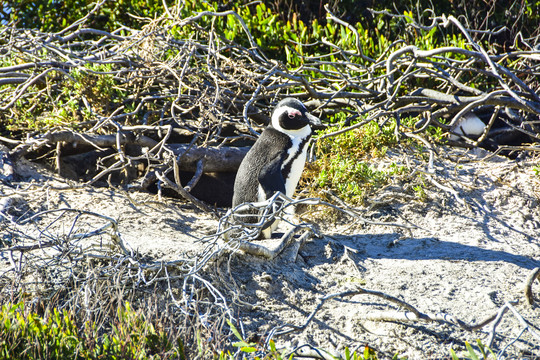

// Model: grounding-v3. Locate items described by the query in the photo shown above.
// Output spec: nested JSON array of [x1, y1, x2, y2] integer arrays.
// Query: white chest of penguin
[[255, 125, 312, 202], [281, 125, 312, 197], [281, 135, 309, 197]]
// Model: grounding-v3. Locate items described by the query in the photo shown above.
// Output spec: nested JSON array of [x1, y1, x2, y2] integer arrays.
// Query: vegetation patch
[[304, 118, 399, 204], [0, 302, 183, 359]]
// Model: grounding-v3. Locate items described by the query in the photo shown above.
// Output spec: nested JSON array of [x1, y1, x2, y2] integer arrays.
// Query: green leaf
[[465, 341, 479, 360], [233, 341, 250, 348], [227, 319, 243, 341], [476, 339, 486, 358], [241, 346, 257, 353], [363, 345, 377, 359]]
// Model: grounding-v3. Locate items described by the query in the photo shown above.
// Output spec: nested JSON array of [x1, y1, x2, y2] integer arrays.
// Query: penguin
[[449, 109, 536, 157], [449, 113, 486, 141], [232, 97, 322, 239]]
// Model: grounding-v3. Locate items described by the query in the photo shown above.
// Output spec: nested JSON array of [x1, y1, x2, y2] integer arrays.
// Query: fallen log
[[8, 129, 250, 173], [168, 144, 248, 172]]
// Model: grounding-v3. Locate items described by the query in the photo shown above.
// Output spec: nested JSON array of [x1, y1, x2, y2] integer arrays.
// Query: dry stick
[[487, 300, 540, 349], [287, 344, 341, 360], [443, 15, 540, 108], [385, 45, 540, 121], [499, 115, 540, 141], [474, 105, 501, 145], [87, 160, 125, 186], [4, 15, 536, 155], [231, 226, 313, 260], [487, 302, 512, 348], [386, 45, 480, 94], [3, 241, 57, 252], [525, 267, 540, 306], [220, 192, 416, 256], [497, 327, 528, 359], [321, 190, 416, 232], [0, 68, 70, 111], [242, 64, 279, 136], [410, 88, 537, 113], [400, 58, 481, 97], [176, 8, 266, 63], [54, 0, 107, 36], [2, 200, 234, 334], [403, 132, 436, 172], [9, 127, 248, 173], [381, 9, 540, 106], [324, 4, 374, 64], [266, 287, 522, 350], [155, 170, 217, 216], [448, 90, 507, 128], [184, 158, 205, 192], [266, 288, 426, 341], [475, 144, 540, 162], [10, 130, 156, 159], [504, 302, 540, 342], [18, 208, 133, 254]]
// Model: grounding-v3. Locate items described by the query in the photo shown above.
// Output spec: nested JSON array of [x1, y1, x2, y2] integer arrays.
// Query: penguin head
[[270, 97, 322, 135]]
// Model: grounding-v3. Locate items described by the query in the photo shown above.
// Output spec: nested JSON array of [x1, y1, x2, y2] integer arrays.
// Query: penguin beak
[[306, 112, 326, 130]]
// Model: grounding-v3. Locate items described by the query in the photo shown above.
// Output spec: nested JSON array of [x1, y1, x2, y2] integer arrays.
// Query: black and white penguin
[[449, 108, 537, 157], [232, 97, 322, 238], [449, 113, 486, 141]]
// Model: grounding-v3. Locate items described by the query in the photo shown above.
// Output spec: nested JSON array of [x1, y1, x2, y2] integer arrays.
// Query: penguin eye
[[287, 109, 301, 119]]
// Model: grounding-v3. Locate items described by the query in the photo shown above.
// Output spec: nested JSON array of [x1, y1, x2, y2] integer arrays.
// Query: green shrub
[[0, 302, 184, 359], [302, 116, 402, 204]]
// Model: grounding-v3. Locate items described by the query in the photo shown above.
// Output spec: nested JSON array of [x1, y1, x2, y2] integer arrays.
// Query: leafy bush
[[0, 302, 184, 359], [7, 0, 540, 42], [4, 63, 127, 132], [0, 302, 388, 359], [303, 115, 402, 204], [6, 0, 165, 32]]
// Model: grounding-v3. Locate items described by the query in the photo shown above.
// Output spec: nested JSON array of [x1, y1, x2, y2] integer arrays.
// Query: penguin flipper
[[258, 154, 286, 199], [257, 155, 287, 239]]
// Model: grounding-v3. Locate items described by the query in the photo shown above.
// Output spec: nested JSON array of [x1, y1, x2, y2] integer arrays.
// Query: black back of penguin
[[232, 97, 321, 208]]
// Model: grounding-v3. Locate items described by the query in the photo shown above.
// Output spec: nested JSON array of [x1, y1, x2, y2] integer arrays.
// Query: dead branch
[[156, 169, 218, 216], [1, 5, 538, 358], [1, 6, 539, 214], [525, 267, 540, 306], [0, 202, 235, 355], [487, 301, 540, 350], [265, 287, 539, 356]]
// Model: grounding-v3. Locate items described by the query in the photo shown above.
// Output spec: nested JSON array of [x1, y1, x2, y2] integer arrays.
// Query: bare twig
[[525, 267, 540, 306]]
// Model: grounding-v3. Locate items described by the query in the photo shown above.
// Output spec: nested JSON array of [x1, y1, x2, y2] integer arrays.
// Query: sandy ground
[[1, 146, 539, 359]]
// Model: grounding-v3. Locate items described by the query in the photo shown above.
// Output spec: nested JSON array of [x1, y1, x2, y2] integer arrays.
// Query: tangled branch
[[1, 6, 538, 211]]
